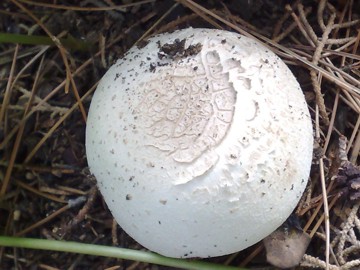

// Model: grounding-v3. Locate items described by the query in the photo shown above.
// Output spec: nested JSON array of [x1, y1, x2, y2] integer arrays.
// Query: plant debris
[[264, 215, 311, 269], [336, 136, 360, 201], [0, 0, 359, 269], [158, 38, 202, 60]]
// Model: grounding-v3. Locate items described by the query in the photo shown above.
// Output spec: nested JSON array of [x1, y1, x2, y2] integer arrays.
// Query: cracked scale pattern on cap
[[86, 28, 313, 258]]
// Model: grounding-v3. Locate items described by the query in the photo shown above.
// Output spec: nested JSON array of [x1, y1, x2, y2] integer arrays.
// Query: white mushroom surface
[[86, 28, 313, 258]]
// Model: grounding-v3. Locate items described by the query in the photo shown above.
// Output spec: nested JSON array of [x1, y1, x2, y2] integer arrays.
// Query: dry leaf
[[336, 136, 360, 201], [264, 226, 311, 269]]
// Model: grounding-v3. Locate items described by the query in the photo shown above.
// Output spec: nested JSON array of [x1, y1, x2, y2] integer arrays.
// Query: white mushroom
[[85, 28, 313, 258]]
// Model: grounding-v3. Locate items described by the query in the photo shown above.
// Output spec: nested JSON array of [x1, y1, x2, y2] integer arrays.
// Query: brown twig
[[0, 45, 19, 196], [309, 10, 337, 126], [273, 6, 311, 43], [15, 205, 70, 237], [59, 187, 97, 236], [15, 180, 67, 204], [10, 0, 87, 122], [272, 0, 301, 38], [176, 0, 223, 30], [23, 82, 97, 163], [0, 45, 18, 126], [178, 0, 360, 96], [0, 18, 145, 152], [18, 0, 155, 11]]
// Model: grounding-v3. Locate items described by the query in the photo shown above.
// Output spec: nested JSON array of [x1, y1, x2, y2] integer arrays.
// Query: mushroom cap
[[86, 28, 313, 258]]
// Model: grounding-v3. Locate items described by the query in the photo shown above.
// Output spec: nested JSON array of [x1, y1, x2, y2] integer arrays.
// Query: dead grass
[[0, 0, 360, 269]]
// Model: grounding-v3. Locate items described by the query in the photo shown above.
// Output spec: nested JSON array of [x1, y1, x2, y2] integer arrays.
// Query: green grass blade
[[0, 236, 247, 270], [0, 33, 92, 51]]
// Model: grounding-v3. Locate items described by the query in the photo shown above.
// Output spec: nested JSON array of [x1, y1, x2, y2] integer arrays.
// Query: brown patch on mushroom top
[[157, 38, 202, 60]]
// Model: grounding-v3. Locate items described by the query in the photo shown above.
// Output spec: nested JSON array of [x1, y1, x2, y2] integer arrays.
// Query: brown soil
[[0, 0, 359, 269]]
